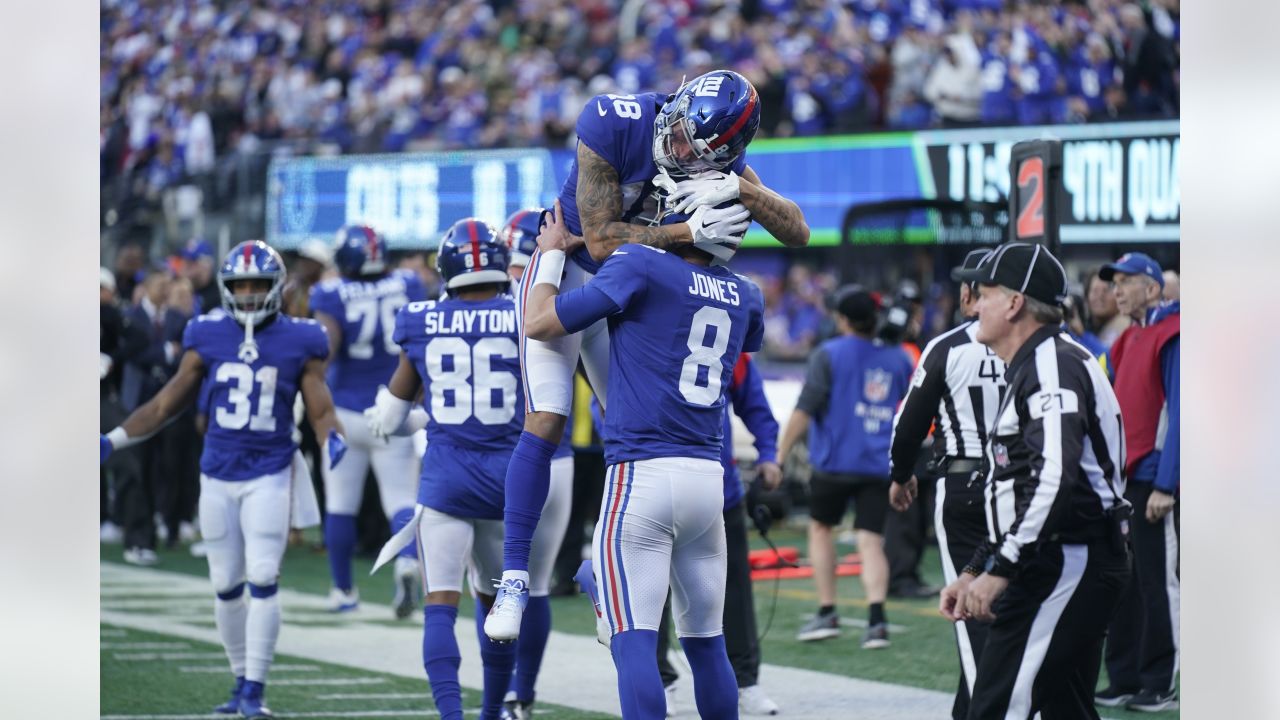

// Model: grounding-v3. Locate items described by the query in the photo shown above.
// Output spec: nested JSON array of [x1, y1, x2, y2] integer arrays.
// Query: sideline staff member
[[940, 243, 1130, 719]]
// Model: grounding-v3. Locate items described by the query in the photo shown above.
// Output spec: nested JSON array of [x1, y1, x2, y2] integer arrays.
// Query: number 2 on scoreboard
[[1016, 156, 1045, 238]]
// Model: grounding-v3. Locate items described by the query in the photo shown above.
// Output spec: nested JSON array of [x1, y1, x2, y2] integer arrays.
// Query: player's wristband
[[532, 249, 565, 289], [374, 389, 413, 435], [106, 427, 139, 451]]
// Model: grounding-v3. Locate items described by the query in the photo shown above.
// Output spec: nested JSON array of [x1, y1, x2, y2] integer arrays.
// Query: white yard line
[[315, 692, 433, 700], [114, 652, 230, 661], [103, 563, 954, 719], [101, 642, 191, 650], [177, 664, 321, 673]]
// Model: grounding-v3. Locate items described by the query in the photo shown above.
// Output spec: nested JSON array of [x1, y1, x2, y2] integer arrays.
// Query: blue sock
[[324, 513, 358, 592], [422, 604, 463, 720], [610, 630, 666, 720], [502, 431, 558, 572], [478, 623, 518, 719], [679, 635, 738, 720], [391, 507, 417, 560], [510, 595, 551, 702]]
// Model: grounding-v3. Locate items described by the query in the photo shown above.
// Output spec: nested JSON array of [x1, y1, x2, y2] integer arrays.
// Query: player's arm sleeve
[[392, 304, 415, 348], [989, 363, 1089, 578], [794, 347, 832, 417], [309, 285, 339, 319], [554, 249, 642, 332], [1155, 337, 1180, 493], [181, 316, 201, 353], [889, 342, 948, 485], [731, 356, 779, 463]]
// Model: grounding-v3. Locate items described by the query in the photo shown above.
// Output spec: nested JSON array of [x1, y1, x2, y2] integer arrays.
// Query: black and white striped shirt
[[889, 321, 1008, 484], [966, 325, 1128, 578]]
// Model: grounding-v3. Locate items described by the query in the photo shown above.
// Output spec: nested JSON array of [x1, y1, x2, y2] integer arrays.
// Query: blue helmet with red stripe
[[333, 224, 387, 277], [218, 240, 287, 325], [653, 70, 761, 177], [436, 218, 510, 292], [499, 208, 550, 268]]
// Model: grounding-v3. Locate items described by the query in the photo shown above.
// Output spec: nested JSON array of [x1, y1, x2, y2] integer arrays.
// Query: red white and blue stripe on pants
[[600, 461, 636, 632]]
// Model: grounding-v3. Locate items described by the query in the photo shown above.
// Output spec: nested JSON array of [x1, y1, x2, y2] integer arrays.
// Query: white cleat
[[327, 587, 360, 613], [483, 577, 529, 641], [738, 684, 780, 715], [392, 557, 422, 620], [664, 681, 679, 717]]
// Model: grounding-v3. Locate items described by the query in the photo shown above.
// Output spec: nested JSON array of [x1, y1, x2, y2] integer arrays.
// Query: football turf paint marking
[[102, 562, 956, 719], [177, 664, 321, 673], [114, 652, 230, 661], [270, 677, 390, 687], [101, 642, 191, 649], [315, 692, 433, 700]]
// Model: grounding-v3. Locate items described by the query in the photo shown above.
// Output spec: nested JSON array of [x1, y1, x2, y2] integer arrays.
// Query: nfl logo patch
[[993, 442, 1010, 468], [864, 368, 892, 403]]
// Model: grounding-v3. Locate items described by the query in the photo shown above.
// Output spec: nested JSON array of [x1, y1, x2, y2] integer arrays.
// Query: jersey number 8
[[425, 337, 519, 425], [679, 306, 732, 407]]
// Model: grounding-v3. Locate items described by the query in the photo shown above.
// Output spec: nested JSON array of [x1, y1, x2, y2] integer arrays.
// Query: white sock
[[500, 570, 530, 586], [245, 594, 281, 683], [214, 596, 248, 678]]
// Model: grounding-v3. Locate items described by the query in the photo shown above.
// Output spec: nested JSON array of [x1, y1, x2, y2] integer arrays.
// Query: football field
[[101, 525, 1177, 719]]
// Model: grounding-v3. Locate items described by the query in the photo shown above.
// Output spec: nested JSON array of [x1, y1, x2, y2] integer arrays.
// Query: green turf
[[101, 520, 1176, 719], [101, 624, 613, 719]]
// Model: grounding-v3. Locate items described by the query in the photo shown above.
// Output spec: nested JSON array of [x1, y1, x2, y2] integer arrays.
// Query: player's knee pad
[[247, 582, 278, 599], [246, 555, 282, 589]]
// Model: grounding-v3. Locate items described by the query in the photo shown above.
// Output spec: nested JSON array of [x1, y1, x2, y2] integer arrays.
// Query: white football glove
[[685, 202, 751, 244], [669, 170, 741, 214]]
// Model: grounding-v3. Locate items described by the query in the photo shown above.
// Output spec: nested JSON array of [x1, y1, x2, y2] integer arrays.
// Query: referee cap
[[955, 242, 1067, 305], [951, 248, 994, 282], [1099, 252, 1164, 288]]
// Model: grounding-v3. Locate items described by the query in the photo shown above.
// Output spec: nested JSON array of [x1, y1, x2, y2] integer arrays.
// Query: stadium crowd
[[101, 0, 1180, 208]]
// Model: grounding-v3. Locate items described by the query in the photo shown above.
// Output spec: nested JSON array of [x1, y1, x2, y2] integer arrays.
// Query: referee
[[941, 243, 1131, 719], [887, 248, 1006, 720]]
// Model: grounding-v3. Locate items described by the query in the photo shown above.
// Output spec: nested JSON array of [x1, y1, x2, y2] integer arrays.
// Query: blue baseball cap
[[182, 238, 215, 261], [1099, 252, 1164, 288]]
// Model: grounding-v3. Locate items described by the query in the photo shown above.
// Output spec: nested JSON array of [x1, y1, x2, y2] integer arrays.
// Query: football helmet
[[499, 208, 550, 268], [436, 218, 510, 292], [218, 241, 287, 326], [333, 224, 387, 277], [653, 70, 761, 177]]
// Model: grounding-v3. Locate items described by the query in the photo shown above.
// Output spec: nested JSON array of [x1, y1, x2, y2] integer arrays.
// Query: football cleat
[[573, 559, 611, 648], [500, 698, 534, 720], [213, 676, 245, 714], [484, 577, 529, 642], [238, 680, 274, 719], [392, 557, 422, 620], [327, 587, 360, 613], [738, 684, 780, 715]]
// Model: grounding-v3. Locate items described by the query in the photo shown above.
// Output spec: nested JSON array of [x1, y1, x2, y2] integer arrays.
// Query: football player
[[310, 225, 427, 616], [521, 200, 765, 719], [487, 68, 809, 642], [366, 219, 522, 720], [497, 208, 574, 719], [101, 241, 347, 719]]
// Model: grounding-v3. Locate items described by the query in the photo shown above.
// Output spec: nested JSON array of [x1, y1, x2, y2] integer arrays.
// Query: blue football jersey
[[557, 245, 764, 465], [807, 336, 914, 477], [310, 269, 427, 411], [183, 309, 329, 481], [393, 295, 523, 519], [559, 92, 748, 274]]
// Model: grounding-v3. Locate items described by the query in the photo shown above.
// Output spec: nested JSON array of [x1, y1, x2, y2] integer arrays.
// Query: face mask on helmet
[[653, 71, 761, 177], [218, 241, 286, 325]]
